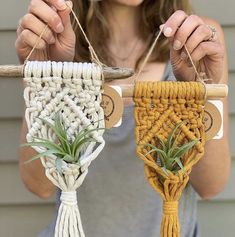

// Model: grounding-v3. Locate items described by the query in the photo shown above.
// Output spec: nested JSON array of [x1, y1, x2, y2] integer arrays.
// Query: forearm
[[190, 98, 231, 199], [19, 118, 56, 199]]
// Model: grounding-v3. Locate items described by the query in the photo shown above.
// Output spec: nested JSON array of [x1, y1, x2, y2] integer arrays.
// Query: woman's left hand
[[162, 10, 224, 83]]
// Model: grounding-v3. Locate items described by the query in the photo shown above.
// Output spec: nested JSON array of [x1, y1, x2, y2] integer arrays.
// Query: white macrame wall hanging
[[23, 60, 105, 237]]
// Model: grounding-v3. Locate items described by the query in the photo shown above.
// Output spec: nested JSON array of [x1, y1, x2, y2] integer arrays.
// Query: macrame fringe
[[161, 201, 180, 237], [55, 191, 85, 237]]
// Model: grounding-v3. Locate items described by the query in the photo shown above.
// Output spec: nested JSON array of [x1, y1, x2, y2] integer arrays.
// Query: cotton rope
[[23, 61, 105, 237], [134, 81, 206, 237]]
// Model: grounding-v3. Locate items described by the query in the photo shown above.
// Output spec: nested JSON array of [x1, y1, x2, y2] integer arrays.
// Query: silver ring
[[207, 25, 217, 42]]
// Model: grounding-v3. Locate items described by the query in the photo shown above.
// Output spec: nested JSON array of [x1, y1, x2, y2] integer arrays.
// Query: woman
[[16, 0, 231, 236]]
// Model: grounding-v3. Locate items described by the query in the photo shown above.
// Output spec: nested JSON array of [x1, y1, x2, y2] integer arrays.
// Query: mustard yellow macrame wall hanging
[[134, 81, 206, 237]]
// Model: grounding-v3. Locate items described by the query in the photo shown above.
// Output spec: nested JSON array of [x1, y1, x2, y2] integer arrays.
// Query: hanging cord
[[135, 24, 208, 87], [24, 25, 49, 65], [23, 1, 105, 82], [135, 27, 164, 80], [67, 4, 104, 68]]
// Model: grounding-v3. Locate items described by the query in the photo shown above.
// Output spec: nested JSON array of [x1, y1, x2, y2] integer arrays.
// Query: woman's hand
[[15, 0, 76, 63], [162, 10, 224, 83]]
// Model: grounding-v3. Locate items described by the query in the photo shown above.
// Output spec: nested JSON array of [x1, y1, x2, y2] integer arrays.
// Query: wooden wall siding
[[0, 163, 54, 205], [0, 1, 28, 30], [0, 0, 234, 30], [228, 74, 235, 114], [1, 117, 234, 164], [0, 204, 54, 237], [0, 0, 234, 236], [193, 0, 235, 26], [0, 79, 24, 118], [198, 201, 235, 237]]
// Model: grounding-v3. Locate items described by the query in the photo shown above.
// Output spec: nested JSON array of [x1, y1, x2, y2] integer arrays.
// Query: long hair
[[72, 0, 192, 68]]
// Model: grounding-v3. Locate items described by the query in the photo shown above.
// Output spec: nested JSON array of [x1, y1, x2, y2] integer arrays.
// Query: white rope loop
[[23, 61, 105, 237]]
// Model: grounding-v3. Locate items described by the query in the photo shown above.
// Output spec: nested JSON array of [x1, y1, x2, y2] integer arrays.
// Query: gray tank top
[[38, 62, 200, 237]]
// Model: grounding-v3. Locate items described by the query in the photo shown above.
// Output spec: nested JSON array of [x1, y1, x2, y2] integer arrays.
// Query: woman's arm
[[19, 118, 56, 198], [17, 0, 75, 198], [163, 13, 231, 199], [189, 18, 231, 199]]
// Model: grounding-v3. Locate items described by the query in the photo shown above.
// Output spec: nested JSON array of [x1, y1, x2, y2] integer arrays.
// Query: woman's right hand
[[15, 0, 76, 63]]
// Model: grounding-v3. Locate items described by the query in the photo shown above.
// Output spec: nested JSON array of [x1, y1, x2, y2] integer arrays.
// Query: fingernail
[[66, 1, 73, 9], [56, 22, 64, 33], [164, 27, 172, 37], [159, 24, 164, 31], [181, 52, 188, 60], [56, 0, 67, 10], [173, 40, 182, 50]]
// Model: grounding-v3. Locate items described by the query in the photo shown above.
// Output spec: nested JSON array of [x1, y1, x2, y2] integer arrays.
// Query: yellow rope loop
[[163, 201, 178, 215], [134, 81, 206, 237]]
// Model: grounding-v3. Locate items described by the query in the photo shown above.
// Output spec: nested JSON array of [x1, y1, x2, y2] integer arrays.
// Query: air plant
[[145, 122, 198, 176], [21, 111, 104, 173]]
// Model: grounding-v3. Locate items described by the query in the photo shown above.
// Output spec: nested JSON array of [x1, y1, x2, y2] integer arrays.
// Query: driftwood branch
[[0, 64, 134, 80]]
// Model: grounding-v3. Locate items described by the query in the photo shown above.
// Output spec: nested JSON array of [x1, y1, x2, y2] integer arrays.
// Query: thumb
[[57, 1, 74, 39]]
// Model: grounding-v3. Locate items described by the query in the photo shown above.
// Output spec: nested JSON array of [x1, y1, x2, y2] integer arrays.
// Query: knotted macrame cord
[[23, 3, 108, 237], [133, 25, 208, 237]]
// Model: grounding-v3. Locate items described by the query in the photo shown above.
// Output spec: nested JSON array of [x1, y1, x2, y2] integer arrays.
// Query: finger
[[184, 25, 216, 56], [43, 0, 67, 11], [20, 13, 56, 44], [18, 29, 47, 50], [163, 10, 188, 37], [57, 1, 73, 35], [28, 0, 64, 33], [172, 15, 204, 51], [190, 41, 224, 62]]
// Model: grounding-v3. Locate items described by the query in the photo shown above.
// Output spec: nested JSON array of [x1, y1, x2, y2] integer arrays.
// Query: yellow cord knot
[[163, 201, 178, 215]]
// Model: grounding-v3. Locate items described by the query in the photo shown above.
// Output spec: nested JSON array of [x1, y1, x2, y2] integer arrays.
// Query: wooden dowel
[[0, 64, 134, 80], [120, 84, 228, 99]]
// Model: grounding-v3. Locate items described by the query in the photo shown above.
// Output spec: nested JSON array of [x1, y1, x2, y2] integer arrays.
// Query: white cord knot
[[60, 191, 77, 206]]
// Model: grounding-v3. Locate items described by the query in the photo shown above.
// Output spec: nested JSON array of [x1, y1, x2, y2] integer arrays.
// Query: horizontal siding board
[[0, 79, 24, 118], [0, 31, 19, 64], [0, 159, 233, 205], [0, 30, 234, 119], [0, 119, 22, 162], [0, 0, 234, 30], [212, 159, 235, 201], [0, 115, 235, 162], [0, 75, 233, 119], [0, 1, 28, 30], [198, 201, 235, 237], [0, 204, 54, 237], [1, 27, 235, 70], [224, 27, 235, 71], [230, 115, 235, 157], [228, 73, 235, 114], [0, 163, 55, 205], [193, 0, 235, 26], [0, 202, 234, 237]]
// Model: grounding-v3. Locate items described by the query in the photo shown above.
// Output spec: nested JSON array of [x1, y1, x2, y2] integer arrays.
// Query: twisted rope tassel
[[134, 81, 206, 237], [56, 192, 84, 237]]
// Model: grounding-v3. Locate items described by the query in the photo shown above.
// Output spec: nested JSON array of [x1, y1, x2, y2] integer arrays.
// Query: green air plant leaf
[[55, 158, 63, 174], [22, 111, 105, 171], [166, 121, 184, 150], [144, 122, 198, 177]]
